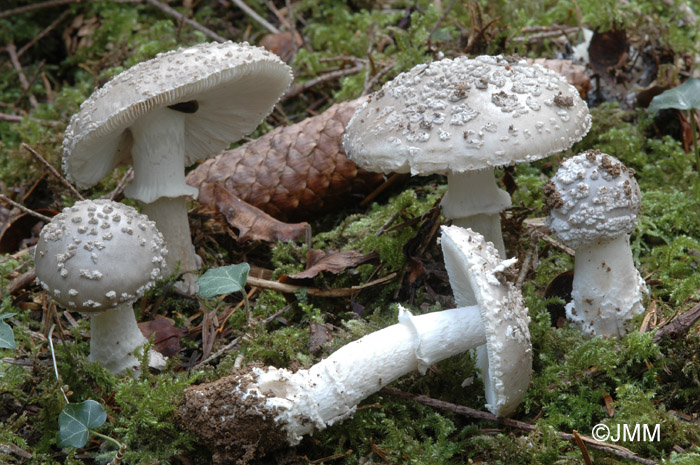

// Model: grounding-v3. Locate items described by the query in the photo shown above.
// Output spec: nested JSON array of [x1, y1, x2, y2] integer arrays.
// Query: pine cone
[[187, 98, 384, 222]]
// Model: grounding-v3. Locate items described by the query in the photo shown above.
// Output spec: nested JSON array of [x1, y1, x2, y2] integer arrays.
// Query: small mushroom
[[62, 41, 293, 291], [343, 55, 591, 257], [178, 226, 531, 461], [544, 150, 647, 337], [34, 199, 168, 373]]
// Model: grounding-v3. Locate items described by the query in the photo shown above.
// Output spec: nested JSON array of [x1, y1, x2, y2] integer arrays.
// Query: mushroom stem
[[140, 197, 201, 282], [125, 107, 201, 286], [567, 234, 646, 337], [89, 303, 166, 373], [440, 169, 511, 257], [180, 304, 486, 450]]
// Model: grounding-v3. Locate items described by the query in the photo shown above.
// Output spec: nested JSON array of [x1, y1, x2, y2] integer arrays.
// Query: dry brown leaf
[[289, 249, 378, 280], [199, 182, 309, 243], [186, 99, 385, 222], [259, 31, 303, 63], [527, 58, 591, 98], [138, 315, 187, 358]]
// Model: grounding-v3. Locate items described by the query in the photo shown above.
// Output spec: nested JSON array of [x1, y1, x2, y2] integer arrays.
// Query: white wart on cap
[[544, 150, 641, 249], [344, 55, 591, 257], [543, 151, 646, 337], [344, 55, 590, 174], [440, 225, 532, 416]]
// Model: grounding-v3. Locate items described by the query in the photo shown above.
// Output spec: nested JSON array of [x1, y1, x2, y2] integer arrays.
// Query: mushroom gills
[[168, 100, 199, 114]]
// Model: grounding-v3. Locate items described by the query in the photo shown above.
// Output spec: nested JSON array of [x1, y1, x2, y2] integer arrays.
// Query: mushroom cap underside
[[440, 225, 532, 417], [344, 55, 591, 176], [34, 199, 167, 313], [544, 150, 641, 249], [62, 41, 293, 189]]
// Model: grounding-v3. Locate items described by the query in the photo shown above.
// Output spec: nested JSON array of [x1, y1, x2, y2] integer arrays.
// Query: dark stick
[[381, 388, 660, 465]]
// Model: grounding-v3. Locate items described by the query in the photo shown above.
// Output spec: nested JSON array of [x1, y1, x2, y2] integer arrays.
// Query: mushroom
[[343, 55, 591, 257], [543, 150, 647, 337], [34, 199, 168, 373], [62, 41, 293, 290], [178, 226, 531, 462]]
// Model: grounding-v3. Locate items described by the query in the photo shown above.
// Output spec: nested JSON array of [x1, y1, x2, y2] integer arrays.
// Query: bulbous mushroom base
[[178, 369, 290, 465], [89, 304, 167, 374], [566, 235, 647, 337]]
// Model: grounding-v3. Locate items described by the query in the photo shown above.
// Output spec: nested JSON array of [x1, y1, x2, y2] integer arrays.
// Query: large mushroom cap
[[544, 150, 641, 249], [344, 55, 591, 175], [34, 199, 167, 312], [440, 225, 532, 416], [62, 41, 293, 189]]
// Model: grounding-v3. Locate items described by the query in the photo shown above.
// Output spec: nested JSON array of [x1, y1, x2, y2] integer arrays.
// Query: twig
[[572, 430, 594, 465], [0, 112, 59, 126], [5, 44, 38, 107], [108, 167, 133, 200], [381, 388, 660, 465], [230, 0, 279, 34], [17, 10, 70, 58], [516, 246, 534, 289], [48, 324, 70, 404], [22, 143, 84, 201], [0, 0, 81, 19], [195, 304, 294, 367], [0, 194, 53, 222], [427, 0, 457, 42], [246, 272, 397, 298], [144, 0, 227, 43], [13, 60, 45, 108], [653, 300, 700, 342], [284, 63, 365, 100], [0, 113, 23, 122], [362, 60, 395, 95], [523, 217, 576, 256]]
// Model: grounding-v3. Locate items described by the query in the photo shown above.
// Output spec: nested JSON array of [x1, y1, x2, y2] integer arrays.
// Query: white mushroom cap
[[34, 199, 168, 312], [62, 41, 293, 195], [544, 150, 641, 249], [440, 225, 532, 416], [343, 55, 591, 175]]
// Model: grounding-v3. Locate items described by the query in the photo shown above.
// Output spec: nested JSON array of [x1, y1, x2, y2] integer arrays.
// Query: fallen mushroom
[[178, 226, 531, 463], [343, 55, 591, 257], [34, 199, 168, 373], [62, 41, 293, 291], [543, 150, 647, 337]]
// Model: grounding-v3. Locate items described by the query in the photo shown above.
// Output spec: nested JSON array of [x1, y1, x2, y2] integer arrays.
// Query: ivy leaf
[[57, 400, 107, 448], [648, 78, 700, 112], [197, 263, 250, 298], [0, 313, 16, 350]]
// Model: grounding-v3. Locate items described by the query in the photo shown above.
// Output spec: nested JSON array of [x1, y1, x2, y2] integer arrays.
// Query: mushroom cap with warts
[[544, 150, 641, 249], [343, 55, 591, 176], [62, 41, 293, 194], [34, 199, 167, 312], [440, 225, 532, 416]]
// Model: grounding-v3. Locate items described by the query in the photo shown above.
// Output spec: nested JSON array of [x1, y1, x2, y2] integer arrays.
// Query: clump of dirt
[[177, 367, 291, 464]]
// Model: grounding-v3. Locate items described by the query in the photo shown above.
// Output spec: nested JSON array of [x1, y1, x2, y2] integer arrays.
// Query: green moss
[[109, 372, 198, 463]]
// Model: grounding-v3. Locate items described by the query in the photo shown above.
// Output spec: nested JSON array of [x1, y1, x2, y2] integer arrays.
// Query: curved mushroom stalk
[[89, 304, 166, 374], [178, 226, 532, 463], [441, 169, 511, 258], [567, 235, 646, 337]]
